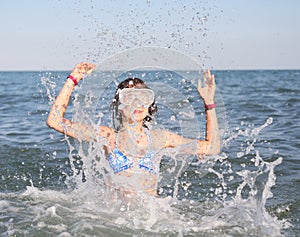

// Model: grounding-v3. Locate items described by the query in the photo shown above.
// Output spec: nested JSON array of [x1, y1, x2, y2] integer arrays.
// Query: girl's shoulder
[[150, 128, 166, 137], [149, 128, 171, 148], [150, 128, 174, 137]]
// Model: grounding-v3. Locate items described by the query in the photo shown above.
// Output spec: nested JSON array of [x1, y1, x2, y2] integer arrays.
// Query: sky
[[0, 0, 299, 70]]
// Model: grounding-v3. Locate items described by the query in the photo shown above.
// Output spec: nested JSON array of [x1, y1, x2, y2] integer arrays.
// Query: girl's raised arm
[[162, 70, 220, 155], [46, 62, 113, 141]]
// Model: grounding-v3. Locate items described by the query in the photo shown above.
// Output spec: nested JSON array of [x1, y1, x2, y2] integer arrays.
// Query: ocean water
[[0, 69, 300, 236]]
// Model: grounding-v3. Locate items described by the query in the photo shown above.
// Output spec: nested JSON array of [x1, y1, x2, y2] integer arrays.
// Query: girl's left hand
[[197, 70, 216, 104]]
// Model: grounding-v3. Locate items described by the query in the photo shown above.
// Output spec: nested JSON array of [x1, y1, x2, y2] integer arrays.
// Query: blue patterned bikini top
[[108, 148, 155, 174]]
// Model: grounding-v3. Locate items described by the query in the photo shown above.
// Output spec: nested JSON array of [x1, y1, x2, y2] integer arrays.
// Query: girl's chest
[[116, 131, 150, 156], [107, 129, 165, 155]]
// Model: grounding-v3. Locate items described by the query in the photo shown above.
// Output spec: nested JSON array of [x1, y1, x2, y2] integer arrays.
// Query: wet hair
[[110, 77, 157, 131]]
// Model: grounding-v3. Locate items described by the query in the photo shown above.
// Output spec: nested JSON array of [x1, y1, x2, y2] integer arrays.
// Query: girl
[[46, 62, 220, 197]]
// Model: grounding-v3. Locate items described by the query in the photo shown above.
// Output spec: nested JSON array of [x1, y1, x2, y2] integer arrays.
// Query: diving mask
[[119, 88, 155, 106]]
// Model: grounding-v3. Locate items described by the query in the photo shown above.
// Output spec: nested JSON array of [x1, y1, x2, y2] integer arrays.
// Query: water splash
[[0, 49, 284, 235], [26, 48, 288, 235], [1, 91, 287, 236]]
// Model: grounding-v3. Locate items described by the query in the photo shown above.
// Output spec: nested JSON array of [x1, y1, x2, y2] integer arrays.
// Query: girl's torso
[[104, 128, 166, 195]]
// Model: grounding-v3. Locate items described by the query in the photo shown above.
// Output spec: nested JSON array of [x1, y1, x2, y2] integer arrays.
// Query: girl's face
[[124, 104, 149, 123], [118, 88, 154, 123]]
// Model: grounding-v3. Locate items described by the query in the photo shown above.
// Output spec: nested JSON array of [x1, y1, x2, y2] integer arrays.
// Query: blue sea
[[0, 69, 300, 236]]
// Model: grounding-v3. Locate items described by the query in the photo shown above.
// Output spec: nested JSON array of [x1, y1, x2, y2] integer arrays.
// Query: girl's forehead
[[135, 84, 144, 88], [129, 83, 144, 88]]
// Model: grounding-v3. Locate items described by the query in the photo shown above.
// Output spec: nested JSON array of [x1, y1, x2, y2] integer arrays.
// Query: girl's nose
[[132, 98, 143, 106]]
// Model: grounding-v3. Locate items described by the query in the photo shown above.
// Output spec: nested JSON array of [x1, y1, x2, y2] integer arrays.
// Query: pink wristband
[[205, 103, 216, 110], [67, 75, 78, 86]]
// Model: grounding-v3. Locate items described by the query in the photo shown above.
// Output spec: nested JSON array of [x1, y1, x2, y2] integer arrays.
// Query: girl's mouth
[[133, 109, 143, 114]]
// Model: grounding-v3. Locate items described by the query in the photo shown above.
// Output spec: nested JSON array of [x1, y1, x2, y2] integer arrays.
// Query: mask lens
[[119, 88, 154, 106]]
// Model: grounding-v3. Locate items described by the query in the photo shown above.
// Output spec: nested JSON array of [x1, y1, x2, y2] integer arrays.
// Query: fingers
[[71, 62, 96, 80], [211, 74, 215, 86], [197, 78, 201, 90], [201, 69, 209, 86], [84, 63, 96, 75], [77, 62, 96, 73], [198, 69, 216, 102], [205, 69, 211, 80], [198, 69, 210, 90], [203, 69, 215, 87]]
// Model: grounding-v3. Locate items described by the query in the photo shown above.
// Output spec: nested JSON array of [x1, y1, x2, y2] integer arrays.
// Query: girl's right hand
[[70, 62, 96, 82], [197, 69, 216, 105]]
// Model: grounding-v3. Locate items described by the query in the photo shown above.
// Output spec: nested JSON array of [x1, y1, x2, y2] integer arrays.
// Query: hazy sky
[[1, 0, 299, 70]]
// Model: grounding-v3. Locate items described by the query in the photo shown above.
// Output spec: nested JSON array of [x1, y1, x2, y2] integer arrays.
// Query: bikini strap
[[114, 131, 120, 149]]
